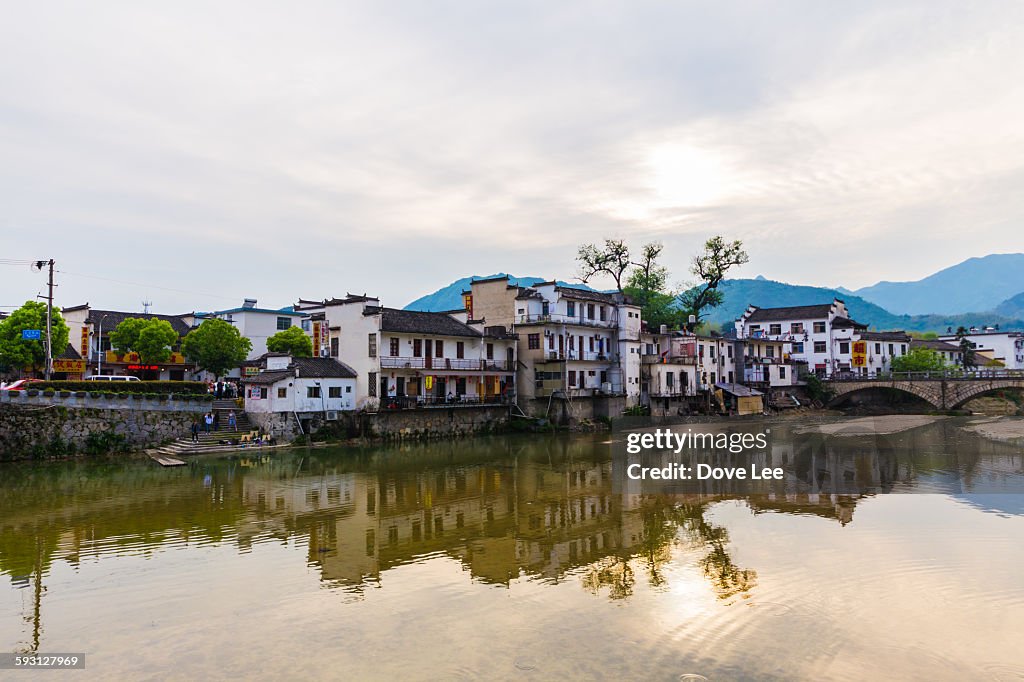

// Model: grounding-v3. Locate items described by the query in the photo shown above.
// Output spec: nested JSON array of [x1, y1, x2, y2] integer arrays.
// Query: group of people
[[208, 380, 238, 399], [190, 410, 238, 442]]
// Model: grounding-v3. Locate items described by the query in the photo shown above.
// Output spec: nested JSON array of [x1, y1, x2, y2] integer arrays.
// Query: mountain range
[[403, 255, 1024, 333], [842, 253, 1024, 315]]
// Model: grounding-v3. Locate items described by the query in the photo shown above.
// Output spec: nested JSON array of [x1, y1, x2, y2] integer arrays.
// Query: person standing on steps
[[228, 411, 237, 431], [204, 412, 213, 433], [212, 411, 220, 431], [191, 420, 200, 443]]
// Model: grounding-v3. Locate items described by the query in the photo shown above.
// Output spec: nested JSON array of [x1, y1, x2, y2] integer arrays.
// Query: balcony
[[517, 313, 615, 329], [380, 356, 513, 372], [378, 394, 514, 410], [540, 351, 615, 363], [642, 354, 698, 365]]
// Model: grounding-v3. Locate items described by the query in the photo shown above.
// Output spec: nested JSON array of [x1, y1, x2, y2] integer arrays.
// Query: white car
[[83, 375, 142, 382]]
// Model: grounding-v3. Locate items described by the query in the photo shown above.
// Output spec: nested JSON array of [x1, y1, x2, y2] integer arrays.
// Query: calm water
[[1, 417, 1023, 681]]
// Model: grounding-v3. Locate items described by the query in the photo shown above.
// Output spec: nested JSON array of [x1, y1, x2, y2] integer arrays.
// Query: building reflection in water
[[2, 419, 1021, 651]]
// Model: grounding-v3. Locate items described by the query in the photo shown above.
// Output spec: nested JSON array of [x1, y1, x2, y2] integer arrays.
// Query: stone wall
[[362, 405, 510, 440], [524, 395, 626, 424], [1, 390, 209, 413], [0, 403, 199, 460], [248, 410, 304, 441]]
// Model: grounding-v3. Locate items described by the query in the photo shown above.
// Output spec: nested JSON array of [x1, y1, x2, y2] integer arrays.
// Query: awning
[[715, 382, 764, 397]]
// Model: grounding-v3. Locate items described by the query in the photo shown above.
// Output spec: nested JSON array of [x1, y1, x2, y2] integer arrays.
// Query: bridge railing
[[822, 369, 1024, 382]]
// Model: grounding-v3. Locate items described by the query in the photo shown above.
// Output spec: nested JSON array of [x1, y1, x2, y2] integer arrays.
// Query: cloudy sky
[[2, 1, 1023, 315]]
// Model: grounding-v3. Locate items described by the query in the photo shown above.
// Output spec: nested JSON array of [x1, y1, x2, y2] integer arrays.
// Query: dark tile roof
[[291, 357, 358, 378], [376, 308, 481, 338], [911, 339, 960, 352], [243, 357, 357, 384], [860, 331, 910, 341], [483, 325, 516, 339], [715, 382, 764, 397], [85, 309, 192, 337], [554, 286, 620, 305], [58, 343, 81, 360], [515, 287, 543, 301], [745, 304, 834, 322], [831, 316, 866, 329]]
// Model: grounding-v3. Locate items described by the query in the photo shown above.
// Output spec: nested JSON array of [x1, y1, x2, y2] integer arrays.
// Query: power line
[[56, 270, 242, 303]]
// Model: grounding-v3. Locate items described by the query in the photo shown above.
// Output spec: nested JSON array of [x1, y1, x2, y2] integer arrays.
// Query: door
[[396, 376, 405, 396], [425, 340, 433, 369], [506, 347, 514, 371]]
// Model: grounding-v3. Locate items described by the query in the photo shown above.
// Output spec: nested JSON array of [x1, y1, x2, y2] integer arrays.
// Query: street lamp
[[96, 314, 109, 376]]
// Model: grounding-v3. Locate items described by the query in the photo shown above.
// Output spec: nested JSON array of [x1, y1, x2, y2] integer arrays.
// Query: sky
[[2, 0, 1023, 315]]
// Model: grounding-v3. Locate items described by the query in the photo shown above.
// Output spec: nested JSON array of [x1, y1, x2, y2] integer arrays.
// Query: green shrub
[[7, 389, 20, 397], [59, 390, 71, 397], [42, 389, 55, 397], [84, 431, 128, 455], [74, 391, 87, 397], [33, 380, 209, 395]]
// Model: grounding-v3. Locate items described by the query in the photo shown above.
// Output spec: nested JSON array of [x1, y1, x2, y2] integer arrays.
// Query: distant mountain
[[852, 253, 1024, 315], [995, 291, 1024, 318], [406, 275, 1024, 333], [403, 274, 596, 312]]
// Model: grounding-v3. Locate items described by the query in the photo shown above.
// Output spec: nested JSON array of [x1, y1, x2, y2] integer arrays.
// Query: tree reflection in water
[[583, 496, 756, 601]]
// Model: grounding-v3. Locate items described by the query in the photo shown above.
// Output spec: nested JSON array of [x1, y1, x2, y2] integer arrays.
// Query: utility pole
[[34, 259, 55, 380]]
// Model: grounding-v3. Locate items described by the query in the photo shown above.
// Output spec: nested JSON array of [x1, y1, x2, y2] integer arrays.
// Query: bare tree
[[576, 238, 631, 292], [679, 236, 749, 330]]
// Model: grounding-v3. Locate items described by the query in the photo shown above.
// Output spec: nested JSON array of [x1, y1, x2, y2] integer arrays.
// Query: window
[[888, 344, 894, 355], [792, 342, 804, 354], [542, 301, 550, 316], [766, 345, 775, 358], [329, 386, 341, 398], [839, 342, 850, 354], [813, 321, 826, 334], [790, 323, 804, 334], [301, 319, 311, 332], [599, 306, 607, 321], [769, 324, 782, 335], [456, 341, 464, 359], [277, 387, 287, 398], [330, 337, 339, 357], [900, 344, 906, 355], [587, 304, 595, 319], [548, 335, 555, 350], [368, 372, 377, 397], [709, 346, 715, 359], [567, 301, 575, 316], [368, 334, 377, 357], [666, 372, 674, 388], [814, 341, 827, 353], [259, 387, 267, 399], [727, 345, 733, 358], [568, 370, 577, 386], [486, 343, 494, 360], [528, 333, 540, 350], [389, 337, 399, 357], [307, 386, 321, 398], [413, 339, 422, 357], [600, 370, 608, 384], [277, 317, 292, 330], [875, 343, 881, 354], [710, 372, 716, 384], [346, 386, 351, 393], [779, 366, 787, 379], [435, 340, 443, 357]]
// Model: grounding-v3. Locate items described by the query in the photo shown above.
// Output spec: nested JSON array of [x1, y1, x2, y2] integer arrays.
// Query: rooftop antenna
[[142, 299, 152, 315]]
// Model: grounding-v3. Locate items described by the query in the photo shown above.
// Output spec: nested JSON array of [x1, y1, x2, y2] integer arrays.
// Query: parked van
[[84, 375, 141, 382]]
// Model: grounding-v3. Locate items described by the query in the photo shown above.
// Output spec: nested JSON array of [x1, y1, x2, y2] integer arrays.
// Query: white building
[[199, 299, 308, 362], [242, 355, 358, 420], [467, 277, 643, 406], [909, 338, 963, 367], [296, 295, 517, 409], [937, 330, 1024, 369]]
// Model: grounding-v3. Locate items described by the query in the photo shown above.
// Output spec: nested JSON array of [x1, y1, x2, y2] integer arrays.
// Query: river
[[1, 416, 1022, 680]]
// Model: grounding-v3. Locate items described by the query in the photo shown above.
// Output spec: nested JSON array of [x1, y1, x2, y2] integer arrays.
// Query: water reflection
[[1, 417, 1022, 664]]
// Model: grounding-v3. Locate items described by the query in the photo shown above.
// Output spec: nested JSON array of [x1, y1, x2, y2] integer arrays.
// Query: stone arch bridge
[[825, 371, 1024, 410]]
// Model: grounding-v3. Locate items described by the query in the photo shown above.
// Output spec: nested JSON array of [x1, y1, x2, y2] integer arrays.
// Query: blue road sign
[[21, 329, 41, 340]]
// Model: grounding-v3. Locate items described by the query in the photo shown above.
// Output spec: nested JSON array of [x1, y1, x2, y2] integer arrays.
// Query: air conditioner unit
[[325, 410, 339, 421]]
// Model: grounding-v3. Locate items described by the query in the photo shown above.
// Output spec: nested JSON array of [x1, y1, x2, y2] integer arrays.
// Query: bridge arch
[[826, 381, 942, 409], [947, 380, 1024, 409]]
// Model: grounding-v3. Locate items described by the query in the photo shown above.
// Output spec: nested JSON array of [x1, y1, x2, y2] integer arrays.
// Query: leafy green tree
[[891, 347, 949, 373], [0, 300, 70, 375], [623, 241, 686, 330], [678, 236, 749, 330], [109, 317, 179, 363], [955, 326, 976, 369], [266, 326, 313, 357], [180, 319, 252, 378]]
